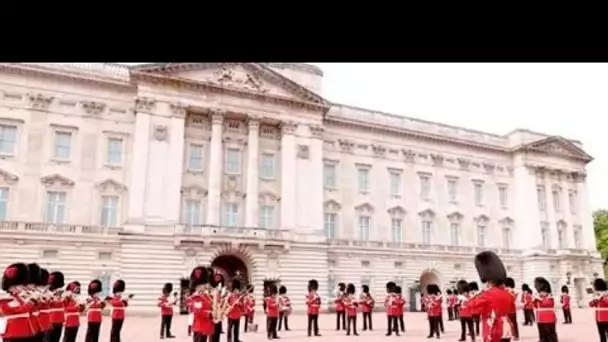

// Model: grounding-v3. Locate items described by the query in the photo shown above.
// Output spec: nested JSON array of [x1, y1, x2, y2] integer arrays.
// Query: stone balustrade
[[0, 220, 123, 235]]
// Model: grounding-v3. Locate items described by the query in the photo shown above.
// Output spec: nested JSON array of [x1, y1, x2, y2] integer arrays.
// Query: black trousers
[[85, 322, 101, 342], [439, 314, 445, 332], [110, 319, 124, 342], [386, 316, 400, 336], [537, 323, 558, 342], [211, 323, 222, 342], [336, 310, 346, 330], [562, 309, 572, 324], [508, 312, 519, 338], [33, 333, 45, 342], [46, 324, 63, 342], [266, 316, 278, 339], [243, 315, 254, 332], [454, 305, 460, 320], [362, 312, 372, 331], [523, 309, 535, 325], [278, 312, 289, 331], [227, 318, 240, 342], [193, 333, 209, 342], [473, 314, 480, 335], [307, 314, 320, 336], [460, 317, 475, 341], [3, 338, 31, 342], [448, 307, 455, 321], [160, 315, 174, 337], [346, 316, 358, 335], [63, 326, 79, 342], [598, 322, 608, 342], [427, 316, 441, 338]]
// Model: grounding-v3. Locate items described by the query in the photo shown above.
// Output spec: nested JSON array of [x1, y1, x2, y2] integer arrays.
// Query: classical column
[[127, 98, 154, 224], [575, 172, 597, 250], [280, 122, 297, 230], [166, 103, 187, 223], [512, 163, 543, 252], [309, 125, 324, 232], [206, 110, 224, 226], [245, 116, 260, 227], [543, 169, 557, 249]]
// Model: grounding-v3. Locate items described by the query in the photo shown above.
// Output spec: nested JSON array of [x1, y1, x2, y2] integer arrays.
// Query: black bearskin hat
[[457, 280, 469, 294], [308, 279, 319, 292], [534, 277, 551, 294], [279, 285, 287, 294], [469, 281, 479, 292], [446, 289, 453, 295], [521, 283, 530, 292], [594, 278, 608, 291], [395, 286, 402, 295], [48, 271, 65, 290], [26, 263, 42, 285], [268, 282, 278, 295], [346, 283, 355, 294], [505, 277, 515, 289], [88, 279, 102, 296], [189, 266, 209, 289], [561, 285, 569, 293], [426, 284, 440, 295], [232, 278, 242, 292], [2, 263, 29, 291], [338, 282, 345, 291], [210, 269, 224, 287], [163, 282, 173, 294], [113, 279, 126, 293], [67, 281, 81, 294], [386, 281, 396, 292], [362, 284, 370, 293], [474, 251, 506, 285], [38, 269, 49, 287]]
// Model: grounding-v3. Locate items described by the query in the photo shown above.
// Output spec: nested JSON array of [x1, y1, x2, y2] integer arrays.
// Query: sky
[[311, 63, 607, 210]]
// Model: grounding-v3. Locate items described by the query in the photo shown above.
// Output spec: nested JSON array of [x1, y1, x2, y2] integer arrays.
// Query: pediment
[[181, 184, 208, 197], [474, 214, 490, 225], [498, 217, 514, 226], [447, 211, 464, 221], [418, 208, 436, 219], [0, 169, 19, 184], [40, 174, 74, 188], [130, 63, 328, 106], [96, 179, 127, 193], [518, 136, 592, 163], [259, 190, 280, 202], [324, 199, 342, 211], [354, 202, 374, 214], [387, 205, 406, 216]]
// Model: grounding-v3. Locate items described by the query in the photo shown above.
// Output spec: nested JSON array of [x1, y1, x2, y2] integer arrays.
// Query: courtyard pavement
[[77, 309, 596, 341]]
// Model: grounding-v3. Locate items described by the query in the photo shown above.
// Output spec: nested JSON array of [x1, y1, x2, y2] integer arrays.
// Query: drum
[[248, 323, 258, 332], [285, 306, 293, 316]]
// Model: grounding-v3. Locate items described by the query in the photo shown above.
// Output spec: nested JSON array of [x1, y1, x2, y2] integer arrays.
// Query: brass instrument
[[594, 291, 608, 301]]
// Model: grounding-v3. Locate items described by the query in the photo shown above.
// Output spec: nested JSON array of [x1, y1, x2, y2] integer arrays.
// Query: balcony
[[173, 224, 291, 250], [0, 220, 123, 236]]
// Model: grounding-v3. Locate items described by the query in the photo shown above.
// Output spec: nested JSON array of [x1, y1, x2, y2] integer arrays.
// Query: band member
[[385, 281, 396, 336], [243, 286, 256, 333], [1, 263, 35, 342], [504, 277, 519, 340], [264, 282, 279, 340], [26, 264, 44, 342], [227, 279, 243, 342], [394, 286, 405, 333], [158, 282, 176, 339], [107, 279, 132, 342], [359, 284, 374, 331], [426, 284, 442, 339], [453, 288, 461, 320], [521, 284, 534, 326], [185, 289, 194, 337], [469, 281, 481, 336], [210, 271, 225, 342], [47, 271, 66, 342], [437, 290, 445, 333], [468, 251, 515, 342], [344, 283, 359, 336], [457, 280, 475, 342], [560, 285, 572, 324], [447, 289, 456, 321], [306, 279, 321, 337], [278, 285, 291, 331], [63, 281, 85, 342], [189, 266, 214, 342], [533, 277, 558, 342], [589, 278, 608, 341], [334, 283, 346, 331], [85, 279, 105, 342]]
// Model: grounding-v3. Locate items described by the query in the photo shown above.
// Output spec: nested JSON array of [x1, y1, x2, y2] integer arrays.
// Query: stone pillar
[[280, 122, 297, 230], [512, 163, 543, 252], [543, 170, 557, 249], [245, 116, 260, 227], [165, 103, 187, 224], [206, 110, 224, 226], [309, 125, 324, 232], [127, 99, 153, 224], [575, 173, 597, 250], [561, 172, 574, 248]]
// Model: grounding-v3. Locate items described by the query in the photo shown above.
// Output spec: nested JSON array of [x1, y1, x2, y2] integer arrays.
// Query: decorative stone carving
[[211, 110, 225, 125], [418, 208, 436, 219], [41, 174, 75, 188], [474, 214, 490, 225], [212, 65, 268, 93], [181, 185, 208, 199], [28, 94, 53, 110], [402, 149, 416, 163], [169, 103, 188, 117], [135, 97, 155, 112], [310, 125, 324, 139], [0, 169, 19, 184], [259, 191, 280, 203], [96, 179, 127, 193], [499, 217, 514, 226], [573, 171, 586, 182], [483, 163, 495, 174], [387, 205, 406, 216], [153, 125, 169, 141], [430, 154, 444, 166], [354, 203, 374, 214], [80, 101, 106, 115], [297, 145, 309, 159], [372, 144, 386, 157], [457, 158, 470, 170], [324, 199, 341, 212], [447, 211, 464, 222], [338, 139, 355, 153], [281, 121, 297, 135], [247, 116, 261, 130], [507, 166, 514, 176]]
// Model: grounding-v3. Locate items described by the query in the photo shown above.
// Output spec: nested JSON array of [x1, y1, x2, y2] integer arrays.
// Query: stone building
[[0, 62, 601, 313]]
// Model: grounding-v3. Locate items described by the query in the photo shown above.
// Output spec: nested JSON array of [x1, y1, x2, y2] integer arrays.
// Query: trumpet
[[594, 291, 608, 300]]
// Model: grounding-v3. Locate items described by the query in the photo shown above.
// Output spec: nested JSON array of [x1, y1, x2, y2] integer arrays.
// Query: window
[[391, 218, 403, 243], [324, 213, 337, 239], [573, 225, 582, 248], [450, 222, 460, 246], [222, 203, 239, 227], [552, 189, 561, 212], [0, 187, 8, 220], [474, 182, 484, 206], [53, 131, 72, 160], [389, 172, 401, 197], [420, 175, 431, 199], [422, 221, 432, 245], [447, 179, 457, 202], [0, 125, 17, 155], [99, 273, 111, 298], [358, 169, 370, 193], [537, 186, 547, 211], [541, 222, 550, 249], [225, 148, 241, 174], [557, 224, 566, 249], [259, 153, 275, 179], [499, 185, 508, 208], [42, 249, 58, 258], [323, 164, 336, 188], [502, 227, 512, 249], [569, 191, 577, 214], [184, 200, 201, 226], [101, 195, 118, 226], [107, 138, 123, 165], [477, 225, 487, 247], [259, 205, 275, 229], [188, 145, 204, 170], [358, 216, 370, 240], [46, 191, 66, 224]]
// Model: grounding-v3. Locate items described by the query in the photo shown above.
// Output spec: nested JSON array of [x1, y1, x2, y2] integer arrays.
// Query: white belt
[[32, 312, 39, 316], [88, 309, 102, 312], [47, 308, 63, 313], [596, 308, 608, 311], [6, 313, 30, 320], [112, 308, 125, 311], [536, 308, 555, 312], [65, 313, 80, 317]]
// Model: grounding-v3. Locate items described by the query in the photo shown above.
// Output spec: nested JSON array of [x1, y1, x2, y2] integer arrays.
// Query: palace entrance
[[419, 269, 441, 294], [210, 254, 250, 289]]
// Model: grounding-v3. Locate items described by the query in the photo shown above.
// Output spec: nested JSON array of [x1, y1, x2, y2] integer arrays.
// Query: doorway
[[210, 254, 250, 288], [178, 277, 189, 315]]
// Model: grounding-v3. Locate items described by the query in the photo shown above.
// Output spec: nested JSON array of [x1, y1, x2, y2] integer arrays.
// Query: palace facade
[[0, 62, 601, 313]]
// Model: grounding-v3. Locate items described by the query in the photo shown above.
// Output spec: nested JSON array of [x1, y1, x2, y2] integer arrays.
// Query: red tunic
[[108, 295, 128, 320], [459, 294, 472, 318], [522, 292, 534, 309], [392, 295, 405, 316], [534, 295, 556, 324], [359, 294, 374, 313], [506, 289, 517, 314], [64, 297, 84, 328], [279, 294, 291, 314], [589, 294, 608, 322], [334, 292, 345, 312], [468, 287, 515, 342], [426, 294, 442, 317], [158, 294, 174, 316], [306, 292, 321, 315], [48, 296, 65, 325], [265, 296, 279, 318], [561, 293, 571, 310], [0, 293, 35, 339], [448, 295, 456, 308], [345, 295, 358, 317], [243, 294, 255, 317], [86, 296, 105, 323], [385, 294, 395, 316], [190, 293, 214, 335], [37, 299, 52, 332], [227, 293, 243, 320]]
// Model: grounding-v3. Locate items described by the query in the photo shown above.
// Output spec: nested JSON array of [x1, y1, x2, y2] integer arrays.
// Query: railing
[[0, 220, 122, 236], [328, 238, 523, 255], [175, 224, 291, 240]]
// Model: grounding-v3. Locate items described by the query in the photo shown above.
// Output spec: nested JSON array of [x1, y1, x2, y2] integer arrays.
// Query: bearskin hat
[[279, 285, 287, 294], [163, 282, 173, 294], [386, 281, 396, 292], [308, 279, 319, 292], [446, 289, 453, 295], [426, 284, 440, 295], [561, 285, 569, 293], [26, 263, 42, 285], [521, 283, 530, 292], [474, 251, 507, 285], [88, 279, 102, 296], [469, 281, 479, 292], [48, 271, 65, 290], [210, 269, 224, 287], [67, 281, 81, 294], [395, 286, 402, 295], [232, 278, 242, 292], [594, 278, 608, 292], [113, 279, 126, 294], [362, 284, 370, 293], [2, 263, 29, 291], [346, 283, 355, 294], [338, 282, 346, 291], [505, 277, 515, 289], [189, 266, 209, 289], [38, 268, 49, 287], [268, 282, 278, 295], [534, 277, 551, 294], [457, 280, 469, 294]]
